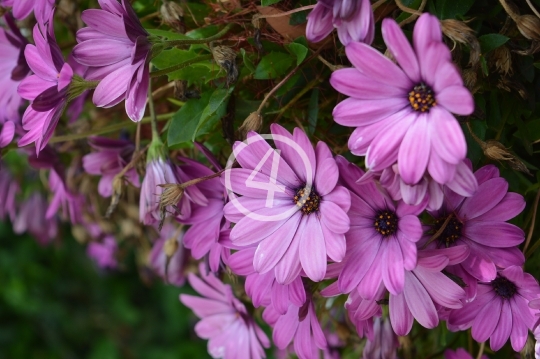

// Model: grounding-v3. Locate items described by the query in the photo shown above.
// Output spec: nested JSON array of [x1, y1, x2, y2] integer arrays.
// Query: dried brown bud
[[482, 140, 532, 175], [106, 175, 124, 218], [158, 183, 185, 230], [441, 19, 480, 66], [164, 236, 179, 258], [211, 45, 238, 86], [237, 111, 262, 139], [516, 14, 540, 40], [462, 68, 479, 93], [160, 1, 185, 33], [491, 45, 513, 75], [72, 225, 89, 244]]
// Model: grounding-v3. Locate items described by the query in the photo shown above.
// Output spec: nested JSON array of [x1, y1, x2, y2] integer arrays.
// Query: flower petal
[[299, 215, 327, 282], [398, 113, 430, 184], [382, 17, 420, 82]]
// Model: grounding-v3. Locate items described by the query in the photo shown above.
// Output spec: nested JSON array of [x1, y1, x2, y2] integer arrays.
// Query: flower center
[[433, 216, 463, 247], [293, 186, 320, 215], [491, 275, 517, 300], [408, 83, 437, 112], [374, 210, 398, 237]]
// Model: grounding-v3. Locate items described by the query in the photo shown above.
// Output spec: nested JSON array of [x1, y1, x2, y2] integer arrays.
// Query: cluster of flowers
[[0, 0, 538, 358]]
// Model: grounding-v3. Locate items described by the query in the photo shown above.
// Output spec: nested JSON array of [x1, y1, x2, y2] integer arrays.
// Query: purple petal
[[430, 107, 466, 165], [24, 45, 57, 81], [471, 295, 501, 343], [389, 292, 413, 336], [490, 300, 512, 351], [414, 267, 465, 308], [339, 233, 380, 293], [445, 160, 478, 197], [330, 68, 406, 100], [323, 185, 351, 212], [306, 3, 333, 43], [321, 223, 346, 263], [125, 63, 149, 121], [459, 177, 508, 219], [437, 85, 474, 115], [81, 9, 128, 38], [403, 271, 438, 328], [398, 113, 430, 184], [427, 149, 456, 184], [320, 200, 350, 234], [474, 192, 525, 222], [299, 215, 327, 282], [333, 97, 409, 127], [464, 221, 524, 248], [382, 238, 405, 295], [382, 17, 420, 83], [73, 38, 132, 67], [0, 121, 15, 147], [413, 13, 443, 68], [274, 221, 303, 285], [92, 64, 135, 107]]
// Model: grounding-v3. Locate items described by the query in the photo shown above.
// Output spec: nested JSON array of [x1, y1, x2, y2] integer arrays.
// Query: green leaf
[[167, 97, 207, 147], [286, 43, 308, 66], [290, 10, 309, 25], [254, 52, 295, 80], [194, 87, 234, 140], [146, 29, 191, 41], [435, 0, 475, 19], [261, 0, 282, 5], [307, 89, 319, 135], [478, 34, 509, 54], [240, 48, 256, 73]]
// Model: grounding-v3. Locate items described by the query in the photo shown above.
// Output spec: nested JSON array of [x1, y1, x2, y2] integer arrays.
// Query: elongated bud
[[211, 45, 238, 86], [237, 111, 262, 139], [160, 1, 185, 33], [164, 236, 179, 258], [483, 140, 531, 175], [106, 175, 124, 218], [158, 183, 184, 230], [516, 14, 540, 40], [491, 45, 513, 75], [441, 19, 480, 66]]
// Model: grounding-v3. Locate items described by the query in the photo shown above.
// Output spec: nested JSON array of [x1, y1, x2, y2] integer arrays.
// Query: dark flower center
[[408, 83, 437, 112], [433, 216, 463, 247], [491, 275, 517, 300], [374, 210, 398, 237], [294, 185, 320, 215]]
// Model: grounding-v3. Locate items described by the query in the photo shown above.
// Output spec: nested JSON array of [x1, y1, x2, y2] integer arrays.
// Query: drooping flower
[[82, 136, 138, 197], [149, 223, 186, 286], [263, 297, 327, 359], [389, 246, 468, 336], [306, 0, 374, 46], [17, 16, 75, 154], [421, 164, 525, 299], [47, 169, 84, 224], [87, 235, 118, 269], [0, 0, 54, 21], [448, 266, 540, 351], [362, 317, 399, 359], [180, 264, 270, 359], [0, 14, 30, 148], [13, 192, 58, 245], [444, 348, 488, 359], [335, 156, 422, 298], [0, 164, 18, 222], [73, 0, 151, 121], [330, 13, 474, 186], [223, 124, 351, 284]]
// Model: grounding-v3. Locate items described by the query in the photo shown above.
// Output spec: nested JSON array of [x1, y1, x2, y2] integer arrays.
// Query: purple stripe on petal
[[489, 300, 512, 351], [333, 97, 409, 128], [330, 68, 406, 100], [471, 295, 501, 342], [403, 272, 438, 329], [459, 177, 508, 220], [463, 221, 524, 248], [398, 113, 430, 184]]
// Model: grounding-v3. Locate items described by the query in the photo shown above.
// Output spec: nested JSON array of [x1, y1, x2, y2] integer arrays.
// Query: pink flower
[[0, 0, 54, 21], [223, 124, 351, 284], [306, 0, 374, 45], [180, 264, 270, 359], [140, 157, 179, 225], [82, 136, 138, 197], [87, 235, 118, 269], [362, 317, 399, 359], [448, 266, 540, 351], [421, 164, 525, 299], [17, 17, 74, 154], [0, 164, 18, 222], [149, 223, 185, 286], [73, 0, 151, 121], [335, 156, 422, 298], [330, 13, 474, 186], [389, 246, 468, 336], [47, 169, 83, 224], [13, 192, 58, 245], [263, 298, 327, 359], [444, 348, 488, 359]]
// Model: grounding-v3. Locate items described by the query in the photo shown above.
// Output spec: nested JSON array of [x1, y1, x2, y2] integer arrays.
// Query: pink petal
[[93, 64, 134, 107], [299, 215, 327, 282], [333, 96, 409, 128], [474, 192, 525, 222], [338, 233, 381, 293], [471, 296, 501, 342], [0, 121, 15, 148], [125, 64, 149, 121], [319, 201, 350, 234], [445, 160, 478, 197], [382, 17, 420, 82], [437, 85, 474, 115], [229, 206, 296, 246], [382, 238, 405, 295], [398, 113, 430, 184], [81, 9, 128, 38], [330, 68, 405, 99], [459, 177, 508, 219], [430, 107, 467, 165], [315, 158, 338, 196], [464, 221, 524, 248], [414, 267, 465, 308], [389, 292, 413, 336], [427, 149, 456, 184], [321, 222, 346, 263], [490, 300, 512, 351], [274, 221, 304, 285], [323, 186, 351, 212], [403, 272, 438, 328], [413, 13, 443, 69]]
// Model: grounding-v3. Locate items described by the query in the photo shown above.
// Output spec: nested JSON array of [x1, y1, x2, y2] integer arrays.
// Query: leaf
[[240, 48, 256, 73], [194, 87, 234, 140], [435, 0, 475, 19], [286, 43, 308, 66], [307, 89, 319, 135], [146, 29, 192, 41], [261, 0, 282, 5], [167, 96, 208, 147], [254, 52, 295, 80], [289, 10, 309, 25], [478, 34, 509, 54]]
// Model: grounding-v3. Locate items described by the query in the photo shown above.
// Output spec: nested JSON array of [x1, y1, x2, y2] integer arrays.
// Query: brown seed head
[[211, 45, 238, 86], [491, 46, 513, 75], [160, 1, 185, 33], [441, 19, 480, 66], [237, 111, 262, 139], [106, 175, 124, 218], [516, 14, 540, 41]]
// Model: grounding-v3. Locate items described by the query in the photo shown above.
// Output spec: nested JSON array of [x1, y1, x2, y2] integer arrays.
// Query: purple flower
[[448, 266, 540, 351], [335, 156, 422, 298], [223, 124, 351, 284], [228, 247, 306, 314], [82, 136, 138, 197], [0, 165, 18, 222], [17, 18, 74, 154], [444, 348, 488, 359], [330, 13, 474, 186], [140, 157, 179, 225], [47, 169, 83, 224], [0, 0, 54, 21], [180, 264, 270, 359], [306, 0, 374, 46], [263, 298, 327, 359], [389, 246, 468, 336], [421, 164, 525, 299], [73, 0, 151, 122], [149, 223, 186, 286], [362, 317, 399, 359], [13, 192, 58, 245], [87, 235, 118, 269]]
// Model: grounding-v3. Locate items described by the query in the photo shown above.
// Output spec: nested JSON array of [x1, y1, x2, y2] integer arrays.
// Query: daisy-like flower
[[448, 266, 540, 351], [73, 0, 151, 122], [0, 0, 54, 21], [87, 235, 118, 269], [444, 348, 488, 359], [389, 246, 468, 336], [335, 156, 422, 298], [82, 136, 138, 198], [180, 263, 270, 359], [306, 0, 374, 46], [17, 16, 75, 154], [330, 13, 474, 186], [149, 223, 185, 286], [362, 317, 399, 359], [421, 164, 525, 299], [223, 124, 351, 284]]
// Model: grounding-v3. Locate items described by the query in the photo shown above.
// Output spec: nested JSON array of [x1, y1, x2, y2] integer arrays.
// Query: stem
[[254, 4, 315, 19], [161, 23, 233, 47], [498, 0, 519, 20], [150, 54, 213, 78], [147, 70, 160, 139], [523, 190, 540, 254], [275, 77, 322, 122], [397, 0, 427, 26], [422, 214, 453, 249], [372, 0, 388, 10], [395, 0, 423, 16], [526, 0, 540, 19], [476, 342, 485, 359], [48, 113, 175, 143]]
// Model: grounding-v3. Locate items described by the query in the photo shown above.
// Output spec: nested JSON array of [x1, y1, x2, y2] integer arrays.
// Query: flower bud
[[237, 111, 262, 139], [211, 45, 238, 86], [164, 236, 179, 258], [491, 45, 513, 75], [441, 19, 480, 66], [516, 14, 540, 40], [158, 183, 184, 230], [160, 1, 185, 33]]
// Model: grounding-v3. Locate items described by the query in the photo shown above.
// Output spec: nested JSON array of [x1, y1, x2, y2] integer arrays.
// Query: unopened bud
[[164, 236, 179, 258], [483, 140, 532, 175], [158, 183, 185, 230], [441, 19, 480, 66], [160, 1, 185, 33], [211, 45, 238, 86], [491, 45, 513, 75], [237, 111, 262, 139], [516, 14, 540, 41], [106, 175, 124, 218]]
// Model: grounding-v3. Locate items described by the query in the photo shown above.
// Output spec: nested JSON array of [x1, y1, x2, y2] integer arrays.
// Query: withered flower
[[441, 19, 480, 66], [211, 45, 238, 86]]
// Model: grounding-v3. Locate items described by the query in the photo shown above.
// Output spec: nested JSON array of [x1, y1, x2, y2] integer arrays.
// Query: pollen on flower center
[[408, 83, 437, 112], [434, 216, 463, 247], [374, 210, 398, 237], [491, 276, 517, 300], [293, 185, 320, 215]]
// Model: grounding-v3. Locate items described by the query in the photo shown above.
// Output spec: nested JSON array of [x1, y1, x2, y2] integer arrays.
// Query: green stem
[[160, 24, 233, 47], [150, 54, 213, 78], [147, 77, 160, 140], [48, 113, 175, 144]]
